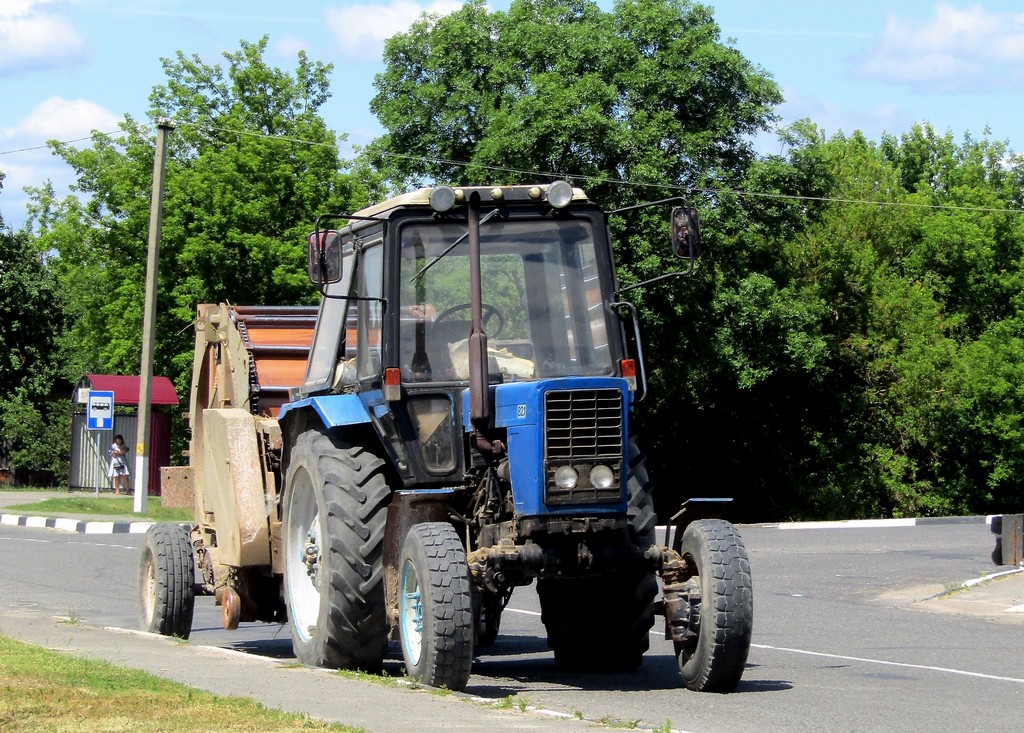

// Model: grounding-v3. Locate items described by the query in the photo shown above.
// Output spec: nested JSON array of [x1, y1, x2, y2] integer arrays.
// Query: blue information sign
[[87, 390, 115, 431]]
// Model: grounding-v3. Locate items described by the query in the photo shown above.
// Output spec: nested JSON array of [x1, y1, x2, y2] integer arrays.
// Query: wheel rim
[[141, 551, 156, 627], [285, 470, 322, 642], [399, 559, 423, 667], [676, 554, 702, 664]]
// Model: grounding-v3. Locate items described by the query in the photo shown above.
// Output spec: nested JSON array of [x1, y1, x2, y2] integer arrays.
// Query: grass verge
[[0, 634, 363, 732], [2, 495, 192, 523]]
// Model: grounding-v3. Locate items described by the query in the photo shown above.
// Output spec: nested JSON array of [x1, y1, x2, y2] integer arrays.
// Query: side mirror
[[671, 206, 701, 260], [307, 230, 343, 284]]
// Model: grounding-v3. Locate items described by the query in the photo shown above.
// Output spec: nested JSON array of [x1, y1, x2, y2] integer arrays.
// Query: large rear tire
[[675, 519, 753, 692], [282, 431, 390, 671], [138, 523, 195, 639], [397, 522, 474, 690]]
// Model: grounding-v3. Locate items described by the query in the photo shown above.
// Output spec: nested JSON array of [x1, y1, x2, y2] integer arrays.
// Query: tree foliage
[[5, 13, 1024, 519], [1, 201, 68, 398], [0, 174, 74, 479], [370, 0, 1024, 520], [370, 0, 781, 203], [698, 124, 1024, 519], [29, 37, 377, 392]]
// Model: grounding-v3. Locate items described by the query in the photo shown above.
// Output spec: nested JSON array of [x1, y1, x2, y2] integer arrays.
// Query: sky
[[2, 0, 1023, 231]]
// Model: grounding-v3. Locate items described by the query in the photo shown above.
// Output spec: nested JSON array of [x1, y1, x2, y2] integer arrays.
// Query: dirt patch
[[881, 572, 1024, 623]]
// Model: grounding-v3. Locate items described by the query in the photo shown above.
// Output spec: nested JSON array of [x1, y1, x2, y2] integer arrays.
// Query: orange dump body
[[229, 305, 319, 417]]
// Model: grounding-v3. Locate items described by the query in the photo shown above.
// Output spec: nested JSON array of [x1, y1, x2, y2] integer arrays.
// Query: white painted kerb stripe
[[83, 522, 116, 534]]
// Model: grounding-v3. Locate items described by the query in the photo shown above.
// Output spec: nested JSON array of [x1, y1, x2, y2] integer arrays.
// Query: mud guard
[[667, 498, 734, 553]]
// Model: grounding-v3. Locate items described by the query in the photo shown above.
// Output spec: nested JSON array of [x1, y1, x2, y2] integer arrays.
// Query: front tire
[[398, 522, 474, 690], [675, 519, 753, 692], [282, 431, 390, 671], [138, 523, 195, 638]]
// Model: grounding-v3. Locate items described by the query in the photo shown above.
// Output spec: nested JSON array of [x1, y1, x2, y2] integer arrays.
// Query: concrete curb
[[0, 513, 157, 534], [758, 515, 996, 530]]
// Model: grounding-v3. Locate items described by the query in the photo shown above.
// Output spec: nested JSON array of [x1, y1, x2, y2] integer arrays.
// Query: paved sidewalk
[[0, 612, 602, 733]]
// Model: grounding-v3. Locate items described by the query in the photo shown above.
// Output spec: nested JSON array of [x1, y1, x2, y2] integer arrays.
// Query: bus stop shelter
[[70, 374, 179, 495]]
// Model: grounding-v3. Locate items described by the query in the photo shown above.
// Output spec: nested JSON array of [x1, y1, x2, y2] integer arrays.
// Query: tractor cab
[[297, 184, 640, 492]]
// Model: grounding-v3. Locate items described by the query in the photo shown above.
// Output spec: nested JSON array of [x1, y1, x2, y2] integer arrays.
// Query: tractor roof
[[348, 183, 589, 226]]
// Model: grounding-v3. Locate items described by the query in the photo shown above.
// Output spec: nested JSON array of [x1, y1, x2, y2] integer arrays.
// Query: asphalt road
[[1, 520, 1022, 732]]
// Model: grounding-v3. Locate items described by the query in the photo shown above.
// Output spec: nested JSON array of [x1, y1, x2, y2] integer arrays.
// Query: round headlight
[[554, 465, 579, 489], [429, 186, 456, 212], [590, 464, 615, 489], [547, 180, 574, 209]]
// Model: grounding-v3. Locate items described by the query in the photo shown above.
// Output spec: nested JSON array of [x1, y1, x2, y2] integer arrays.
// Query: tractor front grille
[[544, 389, 624, 505]]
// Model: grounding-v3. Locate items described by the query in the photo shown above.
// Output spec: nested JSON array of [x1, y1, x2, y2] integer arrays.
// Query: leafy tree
[[0, 172, 74, 481], [370, 0, 781, 204], [752, 125, 1024, 518], [1, 178, 68, 398], [29, 37, 378, 394], [0, 391, 71, 480], [370, 0, 785, 518]]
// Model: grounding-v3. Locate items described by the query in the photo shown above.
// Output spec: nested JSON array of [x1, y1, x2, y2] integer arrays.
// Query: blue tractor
[[139, 181, 753, 693]]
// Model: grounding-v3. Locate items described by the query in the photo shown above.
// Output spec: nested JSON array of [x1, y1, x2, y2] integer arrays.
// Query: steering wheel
[[435, 303, 506, 338]]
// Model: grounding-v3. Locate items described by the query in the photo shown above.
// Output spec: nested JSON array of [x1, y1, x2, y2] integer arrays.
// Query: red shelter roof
[[77, 374, 179, 406]]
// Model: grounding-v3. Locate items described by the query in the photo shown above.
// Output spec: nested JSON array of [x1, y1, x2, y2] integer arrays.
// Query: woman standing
[[108, 434, 130, 496]]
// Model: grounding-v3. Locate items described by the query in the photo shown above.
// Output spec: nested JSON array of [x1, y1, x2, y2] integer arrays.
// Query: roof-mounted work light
[[547, 180, 573, 208]]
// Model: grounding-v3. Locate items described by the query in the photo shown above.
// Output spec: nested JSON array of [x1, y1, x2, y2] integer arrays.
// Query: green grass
[[0, 634, 364, 732], [3, 495, 192, 523], [333, 668, 400, 687]]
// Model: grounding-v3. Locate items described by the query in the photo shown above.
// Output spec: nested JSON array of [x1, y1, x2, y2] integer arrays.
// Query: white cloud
[[0, 0, 88, 73], [2, 97, 121, 141], [749, 86, 918, 157], [270, 35, 310, 60], [855, 4, 1024, 92], [0, 96, 121, 230], [324, 0, 465, 59], [0, 0, 50, 18]]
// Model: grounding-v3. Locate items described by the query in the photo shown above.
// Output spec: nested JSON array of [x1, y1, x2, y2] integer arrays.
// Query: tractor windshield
[[399, 217, 614, 383]]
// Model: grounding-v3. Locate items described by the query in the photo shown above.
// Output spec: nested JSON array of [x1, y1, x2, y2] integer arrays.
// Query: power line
[[2, 122, 1021, 217], [0, 131, 125, 156]]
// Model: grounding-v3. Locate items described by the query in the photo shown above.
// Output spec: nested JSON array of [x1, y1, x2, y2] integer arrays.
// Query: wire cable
[[2, 121, 1021, 216]]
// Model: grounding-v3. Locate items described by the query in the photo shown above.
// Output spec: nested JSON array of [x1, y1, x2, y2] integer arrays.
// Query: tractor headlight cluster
[[551, 463, 616, 492]]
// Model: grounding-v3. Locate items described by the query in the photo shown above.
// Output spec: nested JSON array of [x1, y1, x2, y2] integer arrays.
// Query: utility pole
[[134, 118, 175, 513]]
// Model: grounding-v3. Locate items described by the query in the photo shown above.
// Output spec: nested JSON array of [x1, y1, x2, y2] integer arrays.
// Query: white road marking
[[0, 535, 133, 550], [751, 643, 1024, 685], [778, 518, 916, 529], [510, 606, 1023, 685]]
